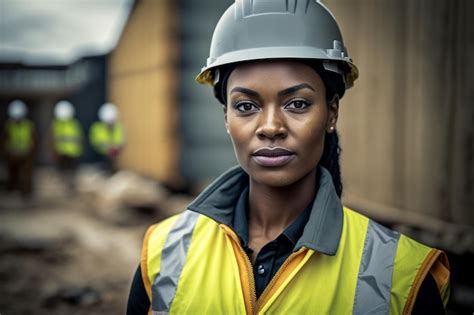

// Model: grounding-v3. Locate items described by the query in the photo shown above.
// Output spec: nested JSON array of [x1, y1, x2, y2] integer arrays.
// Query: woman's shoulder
[[342, 206, 450, 310], [144, 210, 219, 242], [342, 206, 435, 258]]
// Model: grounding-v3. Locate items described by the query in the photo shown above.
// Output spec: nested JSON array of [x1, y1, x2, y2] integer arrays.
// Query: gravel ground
[[0, 187, 150, 314]]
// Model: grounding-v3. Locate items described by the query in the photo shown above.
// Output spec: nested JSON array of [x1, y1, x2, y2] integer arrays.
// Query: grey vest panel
[[353, 220, 400, 315], [152, 210, 200, 312]]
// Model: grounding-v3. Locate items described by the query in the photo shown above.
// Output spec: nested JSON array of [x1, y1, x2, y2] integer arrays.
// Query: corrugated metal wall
[[108, 0, 179, 184], [325, 0, 474, 226], [178, 0, 235, 183]]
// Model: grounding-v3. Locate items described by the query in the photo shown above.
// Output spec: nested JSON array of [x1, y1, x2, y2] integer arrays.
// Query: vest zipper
[[220, 225, 257, 314], [221, 224, 310, 314], [236, 239, 258, 315]]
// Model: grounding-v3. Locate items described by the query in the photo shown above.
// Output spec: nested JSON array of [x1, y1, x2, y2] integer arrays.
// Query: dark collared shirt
[[232, 186, 313, 298]]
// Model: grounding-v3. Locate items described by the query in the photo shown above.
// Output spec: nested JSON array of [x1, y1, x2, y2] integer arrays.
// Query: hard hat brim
[[196, 46, 359, 89]]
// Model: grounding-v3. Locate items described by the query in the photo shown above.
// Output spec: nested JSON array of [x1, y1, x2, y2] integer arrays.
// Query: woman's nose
[[256, 106, 287, 139]]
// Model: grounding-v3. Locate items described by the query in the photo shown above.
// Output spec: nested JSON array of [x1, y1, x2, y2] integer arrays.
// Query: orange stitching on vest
[[220, 224, 313, 314], [141, 224, 159, 303], [402, 249, 441, 315], [257, 247, 309, 311], [430, 252, 450, 291], [220, 224, 257, 315], [429, 252, 450, 307]]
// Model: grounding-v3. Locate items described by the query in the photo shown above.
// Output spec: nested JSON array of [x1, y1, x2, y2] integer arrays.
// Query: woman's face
[[225, 60, 338, 187]]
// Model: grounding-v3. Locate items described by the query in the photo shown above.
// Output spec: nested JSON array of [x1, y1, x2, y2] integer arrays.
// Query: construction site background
[[1, 0, 473, 314]]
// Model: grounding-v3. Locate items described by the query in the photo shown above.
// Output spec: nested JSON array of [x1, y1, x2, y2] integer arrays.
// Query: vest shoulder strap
[[142, 211, 201, 313], [349, 209, 400, 315], [344, 208, 449, 314], [141, 214, 182, 298]]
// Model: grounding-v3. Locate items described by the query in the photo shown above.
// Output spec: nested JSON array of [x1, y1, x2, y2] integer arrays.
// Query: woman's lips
[[252, 147, 295, 167]]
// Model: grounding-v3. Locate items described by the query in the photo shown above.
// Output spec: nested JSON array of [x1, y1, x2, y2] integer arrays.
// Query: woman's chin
[[247, 167, 314, 188]]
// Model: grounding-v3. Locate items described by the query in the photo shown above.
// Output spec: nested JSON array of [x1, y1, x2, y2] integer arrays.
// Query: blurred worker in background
[[50, 100, 84, 193], [1, 100, 36, 198], [89, 103, 125, 173]]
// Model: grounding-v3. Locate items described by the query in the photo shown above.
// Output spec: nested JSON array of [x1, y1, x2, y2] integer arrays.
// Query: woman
[[128, 1, 450, 314]]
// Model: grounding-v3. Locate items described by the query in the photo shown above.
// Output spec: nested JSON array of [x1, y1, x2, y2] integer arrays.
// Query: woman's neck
[[247, 169, 317, 241]]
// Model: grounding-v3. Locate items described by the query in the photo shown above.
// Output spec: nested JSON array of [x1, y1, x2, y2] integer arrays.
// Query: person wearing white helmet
[[128, 1, 449, 314], [49, 100, 84, 193], [2, 99, 36, 197], [89, 103, 125, 172]]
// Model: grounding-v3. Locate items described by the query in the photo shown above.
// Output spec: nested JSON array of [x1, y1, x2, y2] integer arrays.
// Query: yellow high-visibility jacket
[[89, 121, 124, 155], [141, 166, 450, 315], [5, 119, 34, 155], [52, 118, 83, 157]]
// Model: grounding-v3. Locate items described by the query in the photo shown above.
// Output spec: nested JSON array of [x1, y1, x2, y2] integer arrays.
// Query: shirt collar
[[187, 165, 343, 255], [232, 185, 249, 246], [232, 185, 313, 248]]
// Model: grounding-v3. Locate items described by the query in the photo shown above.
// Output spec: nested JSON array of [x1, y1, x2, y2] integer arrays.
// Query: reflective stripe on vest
[[353, 220, 400, 315], [152, 210, 199, 313], [145, 208, 443, 314]]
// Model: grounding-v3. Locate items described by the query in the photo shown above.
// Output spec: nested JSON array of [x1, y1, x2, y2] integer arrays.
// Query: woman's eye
[[284, 100, 310, 111], [235, 102, 258, 112]]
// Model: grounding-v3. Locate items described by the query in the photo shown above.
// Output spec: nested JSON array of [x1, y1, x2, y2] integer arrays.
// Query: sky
[[0, 0, 133, 65]]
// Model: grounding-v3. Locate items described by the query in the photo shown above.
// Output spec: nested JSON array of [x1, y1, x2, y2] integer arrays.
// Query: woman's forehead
[[227, 59, 323, 87]]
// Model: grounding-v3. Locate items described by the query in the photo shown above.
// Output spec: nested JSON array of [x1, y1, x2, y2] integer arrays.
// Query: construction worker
[[89, 103, 124, 172], [128, 1, 450, 314], [50, 100, 84, 192], [2, 100, 36, 197]]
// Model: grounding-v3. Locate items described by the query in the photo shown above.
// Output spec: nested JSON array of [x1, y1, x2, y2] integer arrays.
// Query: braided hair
[[216, 60, 344, 198], [311, 62, 344, 198], [320, 129, 343, 198]]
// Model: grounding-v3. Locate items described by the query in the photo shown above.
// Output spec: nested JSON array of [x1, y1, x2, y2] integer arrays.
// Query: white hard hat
[[98, 103, 118, 124], [54, 100, 75, 120], [8, 100, 27, 119]]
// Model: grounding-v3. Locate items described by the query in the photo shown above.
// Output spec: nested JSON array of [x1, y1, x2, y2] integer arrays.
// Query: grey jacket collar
[[187, 165, 343, 255]]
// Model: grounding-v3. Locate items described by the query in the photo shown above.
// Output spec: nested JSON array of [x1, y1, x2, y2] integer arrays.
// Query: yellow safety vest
[[89, 121, 124, 155], [141, 167, 450, 315], [5, 119, 34, 155], [142, 209, 449, 315], [52, 119, 83, 157]]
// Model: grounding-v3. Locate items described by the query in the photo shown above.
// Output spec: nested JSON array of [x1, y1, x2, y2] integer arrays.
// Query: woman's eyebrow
[[230, 87, 259, 97], [278, 83, 315, 96]]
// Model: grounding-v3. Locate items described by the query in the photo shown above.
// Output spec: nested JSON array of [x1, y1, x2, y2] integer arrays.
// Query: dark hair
[[216, 60, 344, 197], [320, 129, 342, 198], [313, 62, 344, 198]]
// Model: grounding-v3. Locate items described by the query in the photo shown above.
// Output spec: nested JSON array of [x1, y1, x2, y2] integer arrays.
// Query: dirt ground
[[1, 168, 473, 314], [0, 168, 162, 315]]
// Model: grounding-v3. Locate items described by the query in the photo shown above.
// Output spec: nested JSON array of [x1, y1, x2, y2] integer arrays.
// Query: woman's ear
[[327, 94, 339, 133], [223, 106, 230, 134]]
